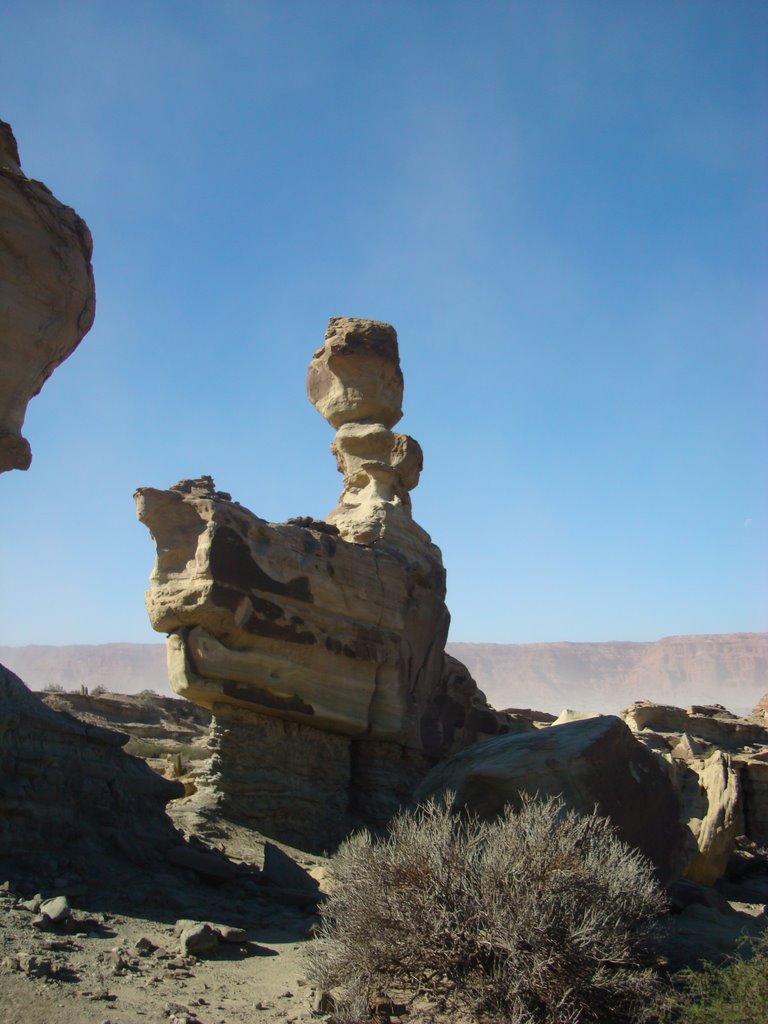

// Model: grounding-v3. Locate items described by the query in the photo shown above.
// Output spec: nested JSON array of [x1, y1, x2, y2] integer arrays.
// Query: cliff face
[[448, 634, 768, 715], [0, 120, 95, 471]]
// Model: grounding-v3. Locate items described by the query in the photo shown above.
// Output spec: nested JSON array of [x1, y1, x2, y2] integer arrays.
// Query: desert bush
[[658, 931, 768, 1024], [42, 682, 65, 693], [307, 795, 667, 1023]]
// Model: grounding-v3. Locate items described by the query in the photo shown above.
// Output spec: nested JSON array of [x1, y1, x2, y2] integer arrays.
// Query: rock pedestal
[[136, 318, 509, 850]]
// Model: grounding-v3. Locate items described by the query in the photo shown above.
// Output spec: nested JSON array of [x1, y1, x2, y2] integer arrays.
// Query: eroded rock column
[[135, 319, 508, 851]]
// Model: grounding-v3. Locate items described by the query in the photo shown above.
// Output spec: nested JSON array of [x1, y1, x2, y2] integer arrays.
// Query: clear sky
[[1, 1, 766, 646]]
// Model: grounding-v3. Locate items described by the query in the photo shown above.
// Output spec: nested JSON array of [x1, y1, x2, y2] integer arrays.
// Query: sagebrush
[[307, 795, 667, 1023]]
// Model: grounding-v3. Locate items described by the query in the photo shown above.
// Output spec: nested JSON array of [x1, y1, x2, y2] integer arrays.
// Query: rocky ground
[[1, 799, 767, 1024], [3, 689, 765, 1024], [0, 811, 331, 1024], [39, 689, 211, 769]]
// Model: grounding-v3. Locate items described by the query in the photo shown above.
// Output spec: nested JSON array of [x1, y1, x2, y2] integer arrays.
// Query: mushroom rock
[[135, 318, 508, 850], [0, 120, 95, 472]]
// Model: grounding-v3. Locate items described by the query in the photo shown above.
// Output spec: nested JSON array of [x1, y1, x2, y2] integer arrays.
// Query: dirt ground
[[2, 795, 766, 1024], [0, 807, 332, 1024]]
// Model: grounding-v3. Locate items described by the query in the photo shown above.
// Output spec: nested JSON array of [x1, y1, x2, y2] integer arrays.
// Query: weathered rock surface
[[623, 701, 768, 751], [0, 662, 183, 876], [751, 692, 768, 723], [0, 120, 95, 472], [415, 715, 688, 884], [135, 319, 510, 850], [622, 700, 768, 882]]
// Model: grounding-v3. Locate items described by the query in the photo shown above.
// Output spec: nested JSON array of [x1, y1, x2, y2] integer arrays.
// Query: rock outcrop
[[751, 692, 768, 724], [0, 663, 183, 877], [622, 701, 768, 883], [136, 318, 509, 849], [415, 715, 688, 884], [0, 120, 95, 472]]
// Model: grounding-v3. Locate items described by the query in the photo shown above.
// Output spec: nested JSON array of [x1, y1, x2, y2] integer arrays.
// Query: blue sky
[[1, 0, 766, 645]]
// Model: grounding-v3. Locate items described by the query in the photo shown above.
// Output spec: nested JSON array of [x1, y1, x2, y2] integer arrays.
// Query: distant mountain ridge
[[449, 633, 768, 715], [1, 632, 766, 716]]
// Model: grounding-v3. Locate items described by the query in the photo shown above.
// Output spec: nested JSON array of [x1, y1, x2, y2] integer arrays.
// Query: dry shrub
[[307, 795, 667, 1023]]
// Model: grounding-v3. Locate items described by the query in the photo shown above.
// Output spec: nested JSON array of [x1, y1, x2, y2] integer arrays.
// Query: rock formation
[[751, 692, 768, 724], [622, 701, 768, 883], [0, 663, 183, 877], [0, 120, 95, 472], [414, 715, 689, 884], [136, 318, 509, 849]]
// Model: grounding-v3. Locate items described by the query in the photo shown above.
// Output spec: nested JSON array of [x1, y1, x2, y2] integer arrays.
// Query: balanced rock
[[0, 120, 95, 472], [309, 317, 430, 554], [415, 715, 688, 884], [306, 317, 403, 429], [135, 319, 509, 850]]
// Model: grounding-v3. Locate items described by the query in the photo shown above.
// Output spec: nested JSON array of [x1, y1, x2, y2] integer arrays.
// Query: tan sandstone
[[622, 700, 768, 884], [0, 120, 95, 472], [135, 320, 511, 850]]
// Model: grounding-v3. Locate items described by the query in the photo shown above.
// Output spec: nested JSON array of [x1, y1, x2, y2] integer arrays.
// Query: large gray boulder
[[416, 715, 689, 884]]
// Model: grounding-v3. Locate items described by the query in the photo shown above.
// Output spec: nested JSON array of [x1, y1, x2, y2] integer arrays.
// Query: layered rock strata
[[136, 318, 509, 849], [0, 120, 95, 472], [0, 663, 183, 876]]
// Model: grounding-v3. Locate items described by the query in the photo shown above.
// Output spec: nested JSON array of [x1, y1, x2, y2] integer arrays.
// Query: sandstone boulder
[[306, 317, 403, 429], [415, 714, 688, 884], [675, 751, 743, 886], [0, 120, 95, 472]]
